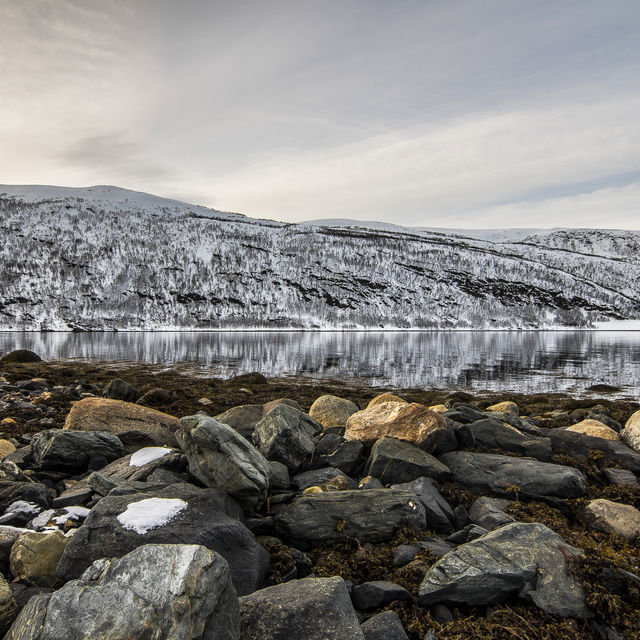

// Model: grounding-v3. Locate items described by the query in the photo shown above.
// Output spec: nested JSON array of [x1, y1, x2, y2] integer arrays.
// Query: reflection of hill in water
[[2, 331, 640, 394]]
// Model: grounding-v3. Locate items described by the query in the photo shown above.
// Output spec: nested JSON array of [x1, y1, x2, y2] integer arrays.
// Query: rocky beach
[[0, 348, 638, 639]]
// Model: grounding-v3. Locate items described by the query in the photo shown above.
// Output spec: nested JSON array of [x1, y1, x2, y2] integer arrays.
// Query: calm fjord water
[[2, 331, 640, 395]]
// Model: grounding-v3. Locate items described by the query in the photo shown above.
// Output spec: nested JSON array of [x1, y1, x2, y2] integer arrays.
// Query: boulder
[[136, 387, 174, 407], [443, 404, 485, 424], [0, 526, 29, 573], [309, 395, 359, 429], [427, 404, 448, 413], [31, 429, 124, 471], [0, 350, 41, 364], [440, 451, 587, 499], [64, 397, 180, 447], [418, 522, 590, 618], [216, 404, 264, 438], [9, 530, 68, 587], [367, 393, 408, 408], [390, 477, 456, 533], [351, 581, 412, 610], [469, 497, 515, 531], [365, 438, 450, 485], [603, 468, 638, 488], [622, 409, 640, 452], [486, 401, 519, 416], [274, 489, 425, 548], [360, 611, 408, 640], [463, 418, 552, 460], [345, 402, 446, 451], [262, 398, 303, 416], [566, 419, 620, 441], [0, 574, 17, 636], [293, 468, 356, 491], [102, 378, 139, 402], [310, 433, 364, 475], [583, 499, 640, 540], [268, 461, 291, 490], [240, 576, 363, 640], [6, 544, 240, 640], [0, 441, 16, 462], [178, 414, 271, 510], [0, 483, 52, 512], [252, 405, 322, 473], [55, 483, 269, 595]]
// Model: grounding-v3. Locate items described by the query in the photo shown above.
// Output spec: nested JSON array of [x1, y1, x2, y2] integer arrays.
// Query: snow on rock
[[116, 498, 188, 535], [129, 447, 172, 467]]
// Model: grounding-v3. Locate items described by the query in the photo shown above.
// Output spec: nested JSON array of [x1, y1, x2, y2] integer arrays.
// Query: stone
[[603, 468, 638, 488], [566, 419, 621, 441], [360, 610, 408, 640], [216, 404, 265, 438], [230, 372, 267, 385], [0, 441, 16, 462], [252, 405, 322, 473], [310, 433, 364, 475], [262, 398, 303, 416], [358, 476, 383, 489], [583, 499, 640, 540], [64, 397, 180, 447], [0, 350, 41, 364], [55, 483, 269, 595], [345, 402, 446, 451], [0, 461, 30, 483], [0, 483, 52, 512], [269, 461, 291, 490], [31, 429, 124, 471], [351, 581, 412, 610], [390, 477, 456, 533], [303, 475, 351, 494], [10, 530, 68, 587], [178, 414, 271, 510], [621, 409, 640, 453], [446, 524, 489, 544], [418, 522, 590, 618], [5, 544, 240, 640], [365, 437, 450, 484], [0, 574, 17, 636], [440, 451, 587, 499], [464, 418, 552, 460], [469, 496, 515, 530], [293, 468, 356, 491], [136, 387, 174, 407], [427, 404, 448, 413], [240, 576, 363, 640], [102, 378, 139, 402], [309, 395, 359, 428], [486, 401, 519, 416], [443, 404, 485, 424], [392, 544, 419, 567], [0, 526, 29, 573], [367, 393, 408, 408], [274, 489, 425, 548]]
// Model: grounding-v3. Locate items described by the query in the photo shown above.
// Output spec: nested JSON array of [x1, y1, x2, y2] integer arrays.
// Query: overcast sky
[[1, 0, 639, 228]]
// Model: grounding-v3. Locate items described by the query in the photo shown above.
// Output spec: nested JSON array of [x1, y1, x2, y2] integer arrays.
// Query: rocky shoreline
[[0, 349, 638, 639]]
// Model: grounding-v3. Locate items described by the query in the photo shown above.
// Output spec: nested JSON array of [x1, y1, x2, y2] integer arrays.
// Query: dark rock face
[[274, 489, 426, 548], [0, 350, 41, 364], [360, 611, 409, 640], [418, 522, 591, 618], [0, 483, 52, 512], [390, 477, 456, 533], [351, 581, 412, 610], [216, 405, 264, 439], [6, 544, 240, 640], [464, 418, 552, 460], [240, 576, 364, 640], [55, 483, 269, 596], [440, 451, 587, 499], [31, 429, 124, 472], [293, 468, 356, 491], [252, 405, 322, 473], [102, 378, 139, 402], [365, 438, 451, 485], [310, 433, 364, 475], [468, 496, 515, 531]]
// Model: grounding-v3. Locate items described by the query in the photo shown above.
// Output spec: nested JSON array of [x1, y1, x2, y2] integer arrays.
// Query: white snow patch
[[129, 447, 172, 467], [3, 501, 41, 517], [52, 506, 91, 525], [116, 498, 187, 534]]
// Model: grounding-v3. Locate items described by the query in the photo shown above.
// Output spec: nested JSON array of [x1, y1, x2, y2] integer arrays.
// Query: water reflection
[[1, 331, 640, 394]]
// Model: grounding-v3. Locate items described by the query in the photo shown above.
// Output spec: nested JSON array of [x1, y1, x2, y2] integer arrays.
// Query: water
[[1, 331, 640, 395]]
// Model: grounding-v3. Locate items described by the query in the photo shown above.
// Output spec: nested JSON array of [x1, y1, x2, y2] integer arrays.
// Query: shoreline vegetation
[[0, 354, 638, 639]]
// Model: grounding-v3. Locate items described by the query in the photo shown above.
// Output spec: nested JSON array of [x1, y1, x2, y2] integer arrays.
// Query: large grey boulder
[[31, 429, 124, 472], [365, 437, 450, 484], [252, 405, 322, 472], [440, 451, 587, 499], [55, 483, 269, 596], [0, 483, 52, 512], [360, 611, 408, 640], [178, 414, 271, 510], [468, 497, 515, 531], [390, 477, 456, 533], [240, 576, 363, 640], [6, 544, 240, 640], [274, 489, 425, 548], [216, 404, 264, 438], [622, 409, 640, 452], [102, 378, 139, 402], [583, 499, 640, 540], [418, 522, 590, 618], [464, 418, 551, 460]]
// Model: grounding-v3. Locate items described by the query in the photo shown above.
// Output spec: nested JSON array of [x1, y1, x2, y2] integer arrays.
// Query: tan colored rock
[[427, 404, 448, 413], [263, 398, 302, 416], [367, 393, 408, 408], [584, 499, 640, 540], [566, 419, 620, 441], [0, 418, 16, 428], [0, 574, 17, 636], [302, 475, 350, 495], [622, 409, 640, 453], [0, 440, 16, 461], [64, 397, 180, 447], [10, 530, 69, 587], [486, 401, 519, 416], [309, 395, 359, 429], [344, 401, 446, 451]]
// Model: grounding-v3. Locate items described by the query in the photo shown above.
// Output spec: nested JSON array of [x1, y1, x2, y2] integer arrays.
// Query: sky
[[1, 0, 639, 228]]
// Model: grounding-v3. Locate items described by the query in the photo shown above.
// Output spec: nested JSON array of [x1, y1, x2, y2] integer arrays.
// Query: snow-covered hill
[[1, 185, 639, 331]]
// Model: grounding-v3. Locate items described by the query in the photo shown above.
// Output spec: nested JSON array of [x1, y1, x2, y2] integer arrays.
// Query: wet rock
[[621, 409, 640, 453], [177, 414, 271, 510], [293, 467, 356, 491], [216, 404, 264, 438], [269, 461, 291, 490], [351, 581, 412, 610], [240, 576, 363, 640], [566, 419, 620, 440], [365, 437, 450, 484], [469, 496, 515, 530], [440, 451, 587, 499], [390, 477, 456, 533], [102, 378, 139, 402], [274, 489, 425, 548], [136, 387, 174, 407], [0, 574, 17, 636], [464, 418, 552, 460], [418, 522, 590, 618], [253, 405, 322, 473], [358, 476, 383, 489], [345, 402, 446, 451], [603, 468, 638, 488], [9, 530, 68, 587], [361, 610, 408, 640], [486, 401, 519, 416], [310, 433, 364, 475], [303, 474, 351, 494], [367, 393, 408, 408], [443, 404, 485, 424], [55, 483, 269, 595], [0, 351, 41, 364], [64, 397, 180, 447], [583, 499, 640, 540], [6, 544, 240, 640], [309, 395, 359, 429], [31, 429, 124, 472]]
